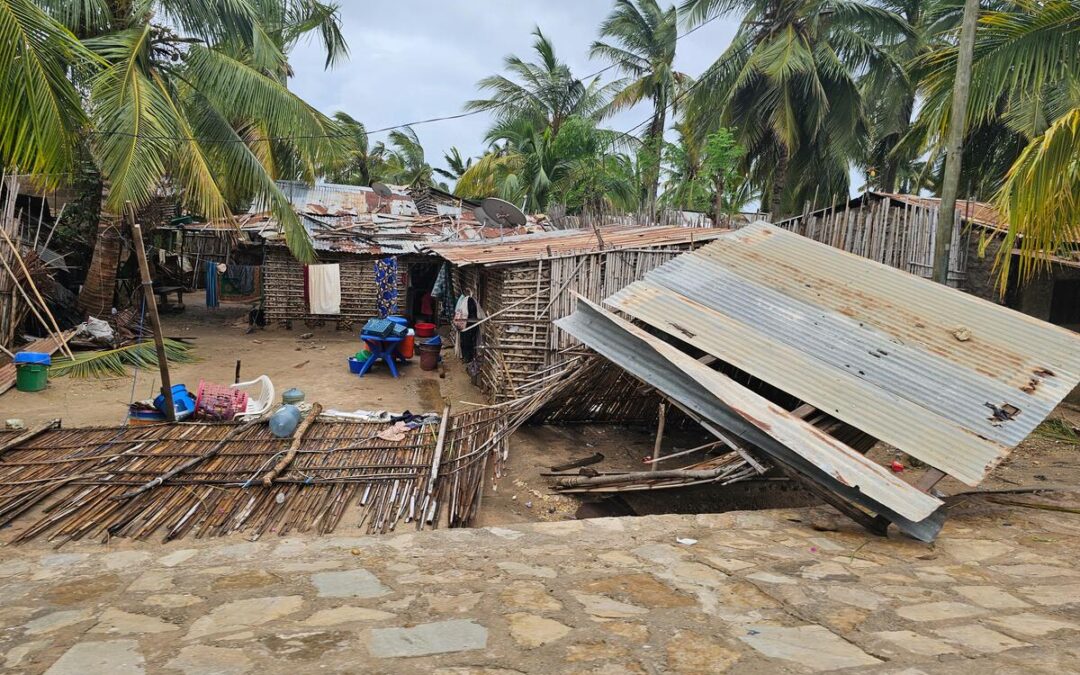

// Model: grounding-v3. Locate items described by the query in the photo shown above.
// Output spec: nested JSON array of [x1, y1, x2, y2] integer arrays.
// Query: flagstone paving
[[2, 497, 1079, 673]]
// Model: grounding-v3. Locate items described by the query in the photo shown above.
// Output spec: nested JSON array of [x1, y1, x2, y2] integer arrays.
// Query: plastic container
[[387, 315, 408, 328], [418, 341, 441, 371], [14, 352, 50, 392], [269, 404, 302, 438], [348, 356, 363, 374], [194, 380, 248, 421], [153, 384, 196, 420], [400, 329, 415, 359], [414, 322, 436, 338], [282, 388, 305, 405]]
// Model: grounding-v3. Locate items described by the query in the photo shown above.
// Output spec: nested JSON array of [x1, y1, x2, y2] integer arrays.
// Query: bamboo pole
[[651, 402, 666, 470], [0, 236, 61, 353], [427, 403, 452, 493], [0, 419, 60, 460], [128, 209, 175, 422], [261, 403, 322, 485], [0, 226, 73, 359], [114, 418, 262, 500]]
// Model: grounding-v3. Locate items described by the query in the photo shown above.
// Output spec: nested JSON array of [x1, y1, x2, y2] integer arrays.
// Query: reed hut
[[423, 225, 729, 402]]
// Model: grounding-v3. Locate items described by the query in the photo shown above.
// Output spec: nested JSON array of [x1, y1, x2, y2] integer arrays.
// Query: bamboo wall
[[777, 197, 969, 286], [465, 245, 698, 403], [263, 248, 410, 325]]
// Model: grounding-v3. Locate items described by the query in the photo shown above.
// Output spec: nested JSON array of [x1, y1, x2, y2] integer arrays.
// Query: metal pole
[[932, 0, 980, 284], [128, 206, 176, 422]]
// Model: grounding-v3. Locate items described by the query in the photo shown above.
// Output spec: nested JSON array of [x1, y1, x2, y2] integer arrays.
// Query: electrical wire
[[83, 14, 723, 145]]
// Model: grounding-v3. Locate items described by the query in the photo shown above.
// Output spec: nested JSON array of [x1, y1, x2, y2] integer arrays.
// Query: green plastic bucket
[[15, 363, 48, 392]]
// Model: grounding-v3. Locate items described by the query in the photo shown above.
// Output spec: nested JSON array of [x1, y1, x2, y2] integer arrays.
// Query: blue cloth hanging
[[205, 261, 219, 308], [374, 256, 398, 318]]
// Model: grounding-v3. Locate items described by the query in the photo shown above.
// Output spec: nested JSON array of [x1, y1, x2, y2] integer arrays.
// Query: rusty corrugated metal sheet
[[557, 298, 945, 541], [424, 226, 730, 265], [606, 222, 1080, 487], [878, 192, 1000, 230]]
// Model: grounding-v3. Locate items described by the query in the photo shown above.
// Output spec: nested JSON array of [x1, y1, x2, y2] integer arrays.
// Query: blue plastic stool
[[358, 332, 404, 377]]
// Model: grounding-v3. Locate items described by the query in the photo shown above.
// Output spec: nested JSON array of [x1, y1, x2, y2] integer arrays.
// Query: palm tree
[[435, 147, 473, 182], [916, 0, 1080, 291], [381, 126, 434, 188], [324, 112, 391, 186], [466, 27, 615, 135], [860, 0, 933, 192], [681, 0, 910, 218], [2, 2, 346, 315], [591, 0, 687, 210]]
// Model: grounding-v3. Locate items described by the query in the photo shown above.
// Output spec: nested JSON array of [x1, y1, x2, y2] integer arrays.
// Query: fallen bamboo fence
[[0, 408, 507, 545]]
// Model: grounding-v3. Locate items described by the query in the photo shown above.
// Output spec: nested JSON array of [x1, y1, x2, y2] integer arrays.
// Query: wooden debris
[[261, 403, 323, 485]]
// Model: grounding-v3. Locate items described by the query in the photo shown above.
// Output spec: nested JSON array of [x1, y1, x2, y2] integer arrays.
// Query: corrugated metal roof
[[878, 192, 1000, 230], [606, 222, 1080, 487], [424, 226, 730, 265], [557, 297, 945, 541]]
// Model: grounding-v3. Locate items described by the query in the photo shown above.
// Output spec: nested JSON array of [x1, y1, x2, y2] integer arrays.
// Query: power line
[[85, 14, 723, 145]]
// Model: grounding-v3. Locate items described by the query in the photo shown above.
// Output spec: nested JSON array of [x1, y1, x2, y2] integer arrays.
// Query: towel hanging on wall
[[307, 264, 341, 315]]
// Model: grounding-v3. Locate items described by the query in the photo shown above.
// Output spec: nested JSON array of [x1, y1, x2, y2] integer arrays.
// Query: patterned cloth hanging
[[374, 256, 398, 318]]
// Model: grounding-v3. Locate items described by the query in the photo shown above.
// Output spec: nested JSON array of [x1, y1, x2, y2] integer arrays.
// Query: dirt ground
[[2, 292, 1079, 531]]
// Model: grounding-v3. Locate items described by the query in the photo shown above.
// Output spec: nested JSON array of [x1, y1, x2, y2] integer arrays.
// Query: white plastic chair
[[231, 375, 274, 421]]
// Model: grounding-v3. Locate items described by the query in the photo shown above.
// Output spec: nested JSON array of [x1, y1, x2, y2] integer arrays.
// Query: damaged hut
[[254, 182, 542, 328], [423, 225, 730, 402], [553, 222, 1080, 541]]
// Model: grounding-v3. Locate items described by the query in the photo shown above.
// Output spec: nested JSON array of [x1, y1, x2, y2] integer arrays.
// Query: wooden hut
[[423, 226, 729, 401]]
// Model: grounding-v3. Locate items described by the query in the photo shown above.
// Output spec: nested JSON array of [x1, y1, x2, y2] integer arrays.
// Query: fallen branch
[[554, 465, 742, 489], [261, 403, 322, 485]]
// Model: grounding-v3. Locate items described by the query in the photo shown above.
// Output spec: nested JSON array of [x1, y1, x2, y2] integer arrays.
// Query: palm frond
[[0, 0, 94, 177], [51, 338, 197, 379]]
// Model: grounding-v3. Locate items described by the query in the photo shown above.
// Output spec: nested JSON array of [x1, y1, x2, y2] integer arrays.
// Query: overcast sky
[[286, 1, 741, 176]]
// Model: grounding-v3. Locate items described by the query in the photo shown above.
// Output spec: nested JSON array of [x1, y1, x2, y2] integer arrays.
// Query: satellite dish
[[482, 197, 527, 227], [371, 182, 393, 214], [473, 206, 494, 226]]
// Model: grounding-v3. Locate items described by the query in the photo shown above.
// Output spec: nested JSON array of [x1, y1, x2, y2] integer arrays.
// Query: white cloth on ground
[[307, 264, 341, 315]]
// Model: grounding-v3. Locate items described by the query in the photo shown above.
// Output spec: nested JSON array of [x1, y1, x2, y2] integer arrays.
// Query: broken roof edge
[[422, 225, 731, 266], [556, 295, 945, 542]]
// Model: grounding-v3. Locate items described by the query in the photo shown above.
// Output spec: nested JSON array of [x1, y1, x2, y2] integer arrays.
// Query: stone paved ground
[[1, 497, 1079, 674]]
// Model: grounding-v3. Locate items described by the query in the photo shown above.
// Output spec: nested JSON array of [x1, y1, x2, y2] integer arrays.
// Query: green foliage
[[50, 338, 197, 378], [2, 1, 349, 265], [661, 124, 750, 217]]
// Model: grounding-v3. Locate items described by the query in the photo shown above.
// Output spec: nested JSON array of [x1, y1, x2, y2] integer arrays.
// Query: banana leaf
[[50, 339, 197, 378]]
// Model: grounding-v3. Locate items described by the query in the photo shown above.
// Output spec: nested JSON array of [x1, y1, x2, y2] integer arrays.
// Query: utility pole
[[932, 0, 980, 284], [127, 204, 176, 422]]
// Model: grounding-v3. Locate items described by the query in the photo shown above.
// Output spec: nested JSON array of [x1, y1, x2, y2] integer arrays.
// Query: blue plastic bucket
[[348, 357, 363, 374]]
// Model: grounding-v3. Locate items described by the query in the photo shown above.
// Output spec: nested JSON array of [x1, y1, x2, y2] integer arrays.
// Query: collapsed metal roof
[[423, 226, 730, 266], [558, 222, 1080, 539]]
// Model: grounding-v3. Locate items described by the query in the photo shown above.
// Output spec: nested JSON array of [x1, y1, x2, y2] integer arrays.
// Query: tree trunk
[[713, 176, 725, 227], [933, 0, 980, 284], [644, 99, 667, 220], [769, 147, 789, 220], [76, 216, 123, 318]]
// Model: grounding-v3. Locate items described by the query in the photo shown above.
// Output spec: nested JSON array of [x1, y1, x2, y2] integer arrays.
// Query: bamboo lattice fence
[[0, 408, 507, 544], [776, 196, 970, 286]]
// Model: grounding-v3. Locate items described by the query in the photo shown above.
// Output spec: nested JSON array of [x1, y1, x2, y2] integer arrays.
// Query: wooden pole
[[261, 402, 322, 485], [651, 402, 667, 470], [933, 0, 980, 284], [128, 207, 175, 422], [0, 226, 74, 359], [234, 359, 242, 384]]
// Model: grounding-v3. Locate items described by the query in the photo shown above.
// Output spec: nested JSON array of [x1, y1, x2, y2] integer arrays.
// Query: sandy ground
[[2, 293, 1079, 530]]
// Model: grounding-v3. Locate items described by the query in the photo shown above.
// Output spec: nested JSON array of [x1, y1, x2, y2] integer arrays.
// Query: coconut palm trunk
[[768, 148, 789, 220], [77, 216, 123, 318]]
